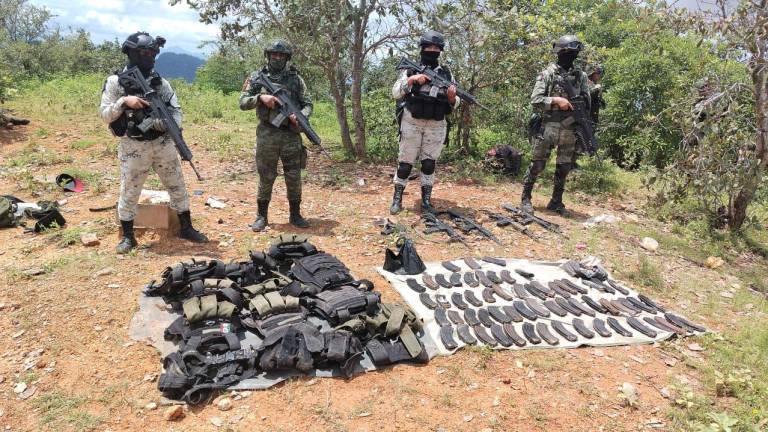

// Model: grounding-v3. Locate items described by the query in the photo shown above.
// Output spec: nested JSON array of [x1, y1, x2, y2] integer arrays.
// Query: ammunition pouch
[[182, 294, 238, 324], [248, 292, 301, 318], [258, 323, 325, 372], [266, 234, 318, 266]]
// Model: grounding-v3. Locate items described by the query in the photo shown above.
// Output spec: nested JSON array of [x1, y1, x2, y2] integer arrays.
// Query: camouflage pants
[[394, 109, 446, 186], [255, 123, 305, 202], [117, 135, 190, 221], [531, 122, 576, 164]]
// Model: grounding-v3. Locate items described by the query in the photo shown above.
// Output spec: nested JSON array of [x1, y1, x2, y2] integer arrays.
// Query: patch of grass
[[34, 391, 101, 430], [44, 226, 88, 248], [633, 255, 665, 291], [35, 127, 51, 138], [6, 143, 74, 168], [668, 322, 768, 431], [70, 139, 97, 150], [568, 157, 628, 196], [465, 344, 495, 370]]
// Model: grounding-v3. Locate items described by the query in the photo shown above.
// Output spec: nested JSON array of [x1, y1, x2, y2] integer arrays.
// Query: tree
[[0, 0, 51, 43], [174, 0, 417, 159], [658, 0, 768, 231]]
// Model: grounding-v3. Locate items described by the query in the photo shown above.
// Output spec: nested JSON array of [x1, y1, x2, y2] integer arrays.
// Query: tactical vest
[[405, 66, 453, 121], [108, 69, 166, 141], [543, 67, 583, 124], [253, 66, 303, 127]]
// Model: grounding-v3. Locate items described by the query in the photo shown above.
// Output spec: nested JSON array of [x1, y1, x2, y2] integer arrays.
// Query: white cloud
[[29, 0, 219, 56]]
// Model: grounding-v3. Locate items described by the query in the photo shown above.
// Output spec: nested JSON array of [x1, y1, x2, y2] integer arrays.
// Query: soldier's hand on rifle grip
[[289, 113, 299, 128], [123, 96, 149, 109], [407, 74, 430, 86], [447, 85, 457, 104], [551, 97, 573, 111], [258, 94, 280, 109]]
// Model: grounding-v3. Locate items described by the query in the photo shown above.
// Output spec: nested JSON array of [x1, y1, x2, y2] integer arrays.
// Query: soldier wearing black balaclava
[[522, 35, 591, 217], [99, 31, 208, 254], [390, 30, 459, 214]]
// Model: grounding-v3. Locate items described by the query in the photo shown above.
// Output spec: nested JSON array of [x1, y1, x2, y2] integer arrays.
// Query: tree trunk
[[729, 66, 768, 230], [459, 103, 473, 155], [350, 10, 367, 160], [326, 66, 354, 156]]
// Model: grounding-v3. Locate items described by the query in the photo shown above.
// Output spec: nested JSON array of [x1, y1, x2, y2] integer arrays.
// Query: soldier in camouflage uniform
[[390, 30, 459, 214], [100, 32, 208, 254], [521, 35, 591, 217], [572, 63, 604, 167], [240, 39, 313, 231]]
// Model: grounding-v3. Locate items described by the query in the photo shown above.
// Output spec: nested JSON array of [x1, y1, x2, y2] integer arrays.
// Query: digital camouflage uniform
[[240, 41, 313, 232], [100, 31, 207, 254], [100, 73, 189, 221], [389, 30, 459, 215]]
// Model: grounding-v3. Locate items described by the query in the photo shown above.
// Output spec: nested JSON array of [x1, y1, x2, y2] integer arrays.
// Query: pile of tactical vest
[[147, 234, 427, 404]]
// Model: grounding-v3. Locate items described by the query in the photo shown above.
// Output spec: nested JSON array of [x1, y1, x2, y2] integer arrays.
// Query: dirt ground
[[0, 122, 736, 432]]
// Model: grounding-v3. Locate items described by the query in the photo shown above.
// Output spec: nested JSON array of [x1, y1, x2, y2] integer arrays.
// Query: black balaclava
[[557, 51, 578, 70], [420, 50, 440, 68], [128, 50, 156, 76], [268, 56, 287, 73]]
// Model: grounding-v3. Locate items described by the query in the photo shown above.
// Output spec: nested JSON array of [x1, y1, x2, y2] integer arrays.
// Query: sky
[[29, 0, 220, 57]]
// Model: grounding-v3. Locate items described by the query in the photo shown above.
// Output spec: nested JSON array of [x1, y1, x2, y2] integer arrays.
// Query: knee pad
[[420, 159, 436, 176], [396, 162, 413, 180], [529, 160, 546, 176]]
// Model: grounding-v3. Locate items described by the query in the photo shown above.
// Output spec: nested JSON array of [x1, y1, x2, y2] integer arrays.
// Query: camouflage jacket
[[239, 65, 313, 126], [530, 63, 591, 115]]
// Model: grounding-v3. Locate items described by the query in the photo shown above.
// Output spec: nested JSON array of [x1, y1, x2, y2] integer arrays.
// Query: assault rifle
[[441, 209, 502, 245], [250, 72, 330, 157], [501, 203, 562, 235], [396, 57, 489, 110], [481, 210, 537, 239], [422, 212, 468, 246], [119, 66, 203, 180], [558, 74, 599, 158]]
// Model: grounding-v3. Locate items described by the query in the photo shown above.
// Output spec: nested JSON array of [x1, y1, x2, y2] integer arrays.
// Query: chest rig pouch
[[405, 66, 453, 121], [544, 71, 580, 125], [109, 70, 165, 140]]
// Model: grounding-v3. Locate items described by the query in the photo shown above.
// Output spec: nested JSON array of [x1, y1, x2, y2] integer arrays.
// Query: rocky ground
[[0, 118, 765, 432]]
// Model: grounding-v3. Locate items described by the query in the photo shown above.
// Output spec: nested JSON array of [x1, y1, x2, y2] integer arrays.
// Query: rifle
[[481, 210, 537, 239], [441, 209, 502, 245], [422, 212, 468, 246], [501, 203, 562, 235], [396, 57, 489, 111], [558, 74, 599, 158], [250, 72, 330, 158], [119, 66, 203, 180]]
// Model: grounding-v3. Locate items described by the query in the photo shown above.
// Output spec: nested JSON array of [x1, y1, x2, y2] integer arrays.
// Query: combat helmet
[[552, 35, 583, 54], [419, 30, 445, 50], [121, 32, 166, 54], [264, 39, 293, 59]]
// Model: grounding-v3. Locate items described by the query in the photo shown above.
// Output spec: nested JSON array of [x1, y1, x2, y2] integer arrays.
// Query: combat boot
[[521, 183, 535, 215], [116, 219, 138, 254], [421, 185, 435, 213], [289, 200, 310, 228], [178, 211, 209, 243], [390, 184, 405, 215], [546, 163, 571, 217], [251, 200, 269, 232]]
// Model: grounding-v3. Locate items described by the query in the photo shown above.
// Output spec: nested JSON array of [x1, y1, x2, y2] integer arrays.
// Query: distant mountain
[[155, 52, 205, 82]]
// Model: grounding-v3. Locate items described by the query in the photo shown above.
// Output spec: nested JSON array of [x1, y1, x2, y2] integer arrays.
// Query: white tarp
[[378, 258, 690, 356]]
